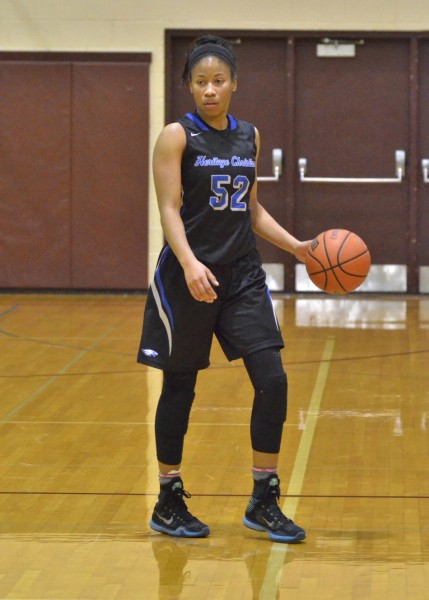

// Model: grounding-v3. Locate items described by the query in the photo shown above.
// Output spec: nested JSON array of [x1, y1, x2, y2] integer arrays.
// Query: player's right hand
[[183, 261, 219, 303]]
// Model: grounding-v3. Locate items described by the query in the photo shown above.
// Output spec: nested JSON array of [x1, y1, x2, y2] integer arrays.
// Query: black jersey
[[177, 112, 257, 264]]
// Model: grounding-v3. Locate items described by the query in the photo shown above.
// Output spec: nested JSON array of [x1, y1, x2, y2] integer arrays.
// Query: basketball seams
[[323, 231, 336, 291], [338, 234, 370, 276], [307, 250, 370, 275], [337, 250, 370, 276], [305, 248, 328, 288], [336, 230, 352, 267], [330, 267, 347, 293], [306, 251, 325, 271], [322, 231, 334, 270], [306, 249, 369, 274]]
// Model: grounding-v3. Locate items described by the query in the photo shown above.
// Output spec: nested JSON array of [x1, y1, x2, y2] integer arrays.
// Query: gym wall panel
[[71, 62, 150, 289], [0, 62, 71, 287], [0, 53, 151, 290]]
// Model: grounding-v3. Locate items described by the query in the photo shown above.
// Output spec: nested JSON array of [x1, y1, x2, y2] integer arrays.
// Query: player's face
[[189, 56, 237, 128]]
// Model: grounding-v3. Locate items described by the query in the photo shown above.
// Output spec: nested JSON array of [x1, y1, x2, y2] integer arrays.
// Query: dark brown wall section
[[0, 53, 151, 290]]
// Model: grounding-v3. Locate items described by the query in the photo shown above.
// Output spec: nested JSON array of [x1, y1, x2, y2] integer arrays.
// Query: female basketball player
[[137, 35, 310, 543]]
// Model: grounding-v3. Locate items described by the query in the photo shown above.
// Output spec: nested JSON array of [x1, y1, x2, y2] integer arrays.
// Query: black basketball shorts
[[137, 246, 284, 372]]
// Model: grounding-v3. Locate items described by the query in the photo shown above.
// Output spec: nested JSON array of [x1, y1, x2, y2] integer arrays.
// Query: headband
[[188, 43, 236, 70]]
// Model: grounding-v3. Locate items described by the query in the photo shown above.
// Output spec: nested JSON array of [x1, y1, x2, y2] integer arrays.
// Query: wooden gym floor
[[0, 292, 428, 600]]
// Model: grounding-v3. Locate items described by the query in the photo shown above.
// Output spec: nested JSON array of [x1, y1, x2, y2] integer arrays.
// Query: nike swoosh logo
[[191, 132, 202, 137], [261, 517, 275, 528], [155, 511, 174, 525]]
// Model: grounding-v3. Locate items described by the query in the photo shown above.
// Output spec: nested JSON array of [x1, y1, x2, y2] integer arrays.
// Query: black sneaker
[[243, 475, 306, 543], [150, 477, 210, 538]]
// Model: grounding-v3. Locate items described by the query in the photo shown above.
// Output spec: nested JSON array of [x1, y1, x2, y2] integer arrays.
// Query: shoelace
[[264, 502, 294, 525], [172, 486, 191, 501], [167, 487, 196, 522]]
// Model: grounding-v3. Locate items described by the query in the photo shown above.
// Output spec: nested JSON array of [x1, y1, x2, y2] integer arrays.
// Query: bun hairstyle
[[181, 35, 237, 84]]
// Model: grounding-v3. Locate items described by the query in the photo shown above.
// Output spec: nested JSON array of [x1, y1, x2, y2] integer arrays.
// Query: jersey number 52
[[209, 174, 250, 211]]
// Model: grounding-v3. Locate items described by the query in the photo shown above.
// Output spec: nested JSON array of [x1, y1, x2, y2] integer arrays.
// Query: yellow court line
[[259, 337, 336, 600]]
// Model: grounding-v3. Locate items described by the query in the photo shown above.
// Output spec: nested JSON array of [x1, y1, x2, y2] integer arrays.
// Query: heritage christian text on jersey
[[194, 155, 256, 168]]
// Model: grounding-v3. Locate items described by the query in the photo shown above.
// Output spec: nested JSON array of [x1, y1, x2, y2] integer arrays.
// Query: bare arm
[[153, 123, 219, 302], [249, 128, 311, 262]]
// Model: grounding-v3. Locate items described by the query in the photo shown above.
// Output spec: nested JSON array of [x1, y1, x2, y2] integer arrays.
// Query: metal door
[[293, 37, 410, 293]]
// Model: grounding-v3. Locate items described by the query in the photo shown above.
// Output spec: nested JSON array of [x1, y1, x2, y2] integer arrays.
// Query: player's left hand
[[293, 240, 312, 263]]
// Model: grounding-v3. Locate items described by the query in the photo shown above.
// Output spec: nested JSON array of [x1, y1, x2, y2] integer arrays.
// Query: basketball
[[305, 229, 371, 294]]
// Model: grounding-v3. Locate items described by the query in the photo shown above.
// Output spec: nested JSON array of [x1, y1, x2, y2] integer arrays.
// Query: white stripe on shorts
[[150, 277, 173, 357], [267, 288, 280, 331]]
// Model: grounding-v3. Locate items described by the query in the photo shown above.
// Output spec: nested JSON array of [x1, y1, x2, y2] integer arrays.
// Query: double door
[[167, 32, 429, 293], [0, 53, 150, 289]]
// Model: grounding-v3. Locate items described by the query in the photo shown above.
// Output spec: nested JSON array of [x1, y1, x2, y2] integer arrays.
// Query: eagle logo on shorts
[[142, 348, 159, 357]]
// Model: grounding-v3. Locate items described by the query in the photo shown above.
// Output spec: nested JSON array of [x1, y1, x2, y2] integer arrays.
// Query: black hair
[[181, 35, 237, 84]]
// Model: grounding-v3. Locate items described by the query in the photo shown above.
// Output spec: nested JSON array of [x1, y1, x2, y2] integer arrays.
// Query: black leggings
[[155, 370, 198, 465], [154, 348, 287, 465]]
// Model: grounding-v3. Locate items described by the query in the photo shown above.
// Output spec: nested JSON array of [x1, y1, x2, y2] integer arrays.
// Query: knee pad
[[244, 348, 288, 424], [252, 372, 288, 426], [155, 371, 197, 438], [250, 371, 288, 454]]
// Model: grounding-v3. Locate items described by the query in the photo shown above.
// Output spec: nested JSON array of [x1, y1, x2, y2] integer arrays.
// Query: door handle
[[298, 150, 406, 183], [257, 148, 283, 182], [422, 159, 429, 183]]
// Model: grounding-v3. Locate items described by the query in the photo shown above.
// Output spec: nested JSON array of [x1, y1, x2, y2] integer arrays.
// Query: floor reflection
[[295, 297, 408, 329]]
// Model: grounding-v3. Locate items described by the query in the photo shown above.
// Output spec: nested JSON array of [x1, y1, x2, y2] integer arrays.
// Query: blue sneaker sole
[[243, 517, 306, 543], [150, 519, 210, 538]]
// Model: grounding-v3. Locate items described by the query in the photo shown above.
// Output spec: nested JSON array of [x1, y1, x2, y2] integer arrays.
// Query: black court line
[[1, 347, 429, 380], [0, 304, 20, 320], [0, 491, 428, 499]]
